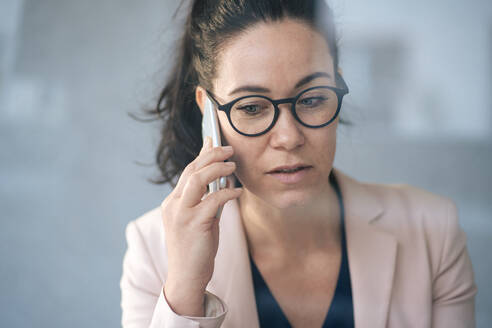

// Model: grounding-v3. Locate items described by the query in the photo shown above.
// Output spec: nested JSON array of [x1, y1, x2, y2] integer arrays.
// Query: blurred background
[[0, 0, 490, 327]]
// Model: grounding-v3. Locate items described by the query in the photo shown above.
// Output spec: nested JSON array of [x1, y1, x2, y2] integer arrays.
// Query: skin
[[195, 19, 343, 265]]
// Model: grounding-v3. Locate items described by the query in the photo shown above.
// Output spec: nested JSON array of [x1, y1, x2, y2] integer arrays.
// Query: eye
[[237, 104, 262, 115], [233, 98, 272, 116], [298, 96, 328, 107]]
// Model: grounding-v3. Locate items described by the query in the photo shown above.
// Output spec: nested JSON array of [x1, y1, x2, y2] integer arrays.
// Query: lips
[[267, 164, 312, 174]]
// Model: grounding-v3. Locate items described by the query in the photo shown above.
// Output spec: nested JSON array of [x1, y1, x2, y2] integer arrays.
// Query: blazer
[[120, 167, 477, 328]]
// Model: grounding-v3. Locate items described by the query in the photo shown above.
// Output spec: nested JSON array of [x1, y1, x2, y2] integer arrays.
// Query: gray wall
[[1, 0, 490, 327]]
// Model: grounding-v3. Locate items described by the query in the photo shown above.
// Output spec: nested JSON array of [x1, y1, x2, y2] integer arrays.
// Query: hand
[[161, 136, 242, 315]]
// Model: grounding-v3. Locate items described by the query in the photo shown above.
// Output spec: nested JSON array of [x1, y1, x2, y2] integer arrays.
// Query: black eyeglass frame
[[205, 73, 349, 137]]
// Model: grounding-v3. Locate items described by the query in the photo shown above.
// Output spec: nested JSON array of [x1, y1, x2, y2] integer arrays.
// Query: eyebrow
[[227, 71, 332, 96]]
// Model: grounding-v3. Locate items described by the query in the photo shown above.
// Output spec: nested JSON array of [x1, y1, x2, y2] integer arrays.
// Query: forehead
[[214, 19, 335, 97]]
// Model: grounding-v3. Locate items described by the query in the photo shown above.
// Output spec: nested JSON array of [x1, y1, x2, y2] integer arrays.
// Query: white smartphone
[[202, 95, 228, 218]]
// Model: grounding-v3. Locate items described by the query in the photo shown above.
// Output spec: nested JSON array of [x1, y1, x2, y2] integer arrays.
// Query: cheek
[[311, 125, 338, 162], [218, 113, 233, 146], [218, 116, 250, 170], [224, 136, 257, 174], [320, 119, 338, 142], [230, 149, 249, 178], [218, 118, 264, 183]]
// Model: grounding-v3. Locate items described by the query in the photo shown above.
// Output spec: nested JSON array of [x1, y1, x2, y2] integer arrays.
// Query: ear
[[195, 86, 207, 115]]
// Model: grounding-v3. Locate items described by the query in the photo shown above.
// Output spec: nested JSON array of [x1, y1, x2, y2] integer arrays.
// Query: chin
[[239, 173, 323, 209], [265, 189, 314, 210]]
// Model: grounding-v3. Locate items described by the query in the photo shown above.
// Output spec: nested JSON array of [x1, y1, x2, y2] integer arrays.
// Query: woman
[[120, 1, 477, 327]]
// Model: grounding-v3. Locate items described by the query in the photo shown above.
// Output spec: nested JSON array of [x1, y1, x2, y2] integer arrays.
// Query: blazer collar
[[208, 167, 397, 328]]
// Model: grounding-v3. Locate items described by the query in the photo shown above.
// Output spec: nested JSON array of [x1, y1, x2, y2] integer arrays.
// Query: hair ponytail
[[146, 13, 204, 187]]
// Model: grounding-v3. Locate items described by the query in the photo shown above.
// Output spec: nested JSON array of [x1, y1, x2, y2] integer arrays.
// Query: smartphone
[[202, 95, 228, 218]]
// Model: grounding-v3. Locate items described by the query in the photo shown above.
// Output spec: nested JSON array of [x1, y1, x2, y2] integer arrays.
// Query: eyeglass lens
[[230, 88, 339, 135]]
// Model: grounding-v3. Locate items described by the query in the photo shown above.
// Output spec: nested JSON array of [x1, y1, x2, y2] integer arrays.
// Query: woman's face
[[197, 19, 339, 210]]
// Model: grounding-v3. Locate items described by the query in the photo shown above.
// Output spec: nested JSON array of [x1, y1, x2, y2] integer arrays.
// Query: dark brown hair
[[142, 0, 347, 187]]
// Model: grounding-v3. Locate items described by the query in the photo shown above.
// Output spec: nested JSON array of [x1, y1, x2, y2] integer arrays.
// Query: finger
[[181, 161, 237, 207], [174, 145, 234, 197], [199, 136, 212, 155], [173, 137, 213, 197], [195, 145, 234, 171], [195, 187, 243, 222]]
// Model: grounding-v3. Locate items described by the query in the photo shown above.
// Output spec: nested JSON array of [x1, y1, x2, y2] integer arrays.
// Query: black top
[[249, 170, 355, 327]]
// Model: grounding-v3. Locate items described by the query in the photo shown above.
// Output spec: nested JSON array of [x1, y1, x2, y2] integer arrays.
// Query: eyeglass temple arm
[[205, 90, 221, 107], [335, 71, 349, 93]]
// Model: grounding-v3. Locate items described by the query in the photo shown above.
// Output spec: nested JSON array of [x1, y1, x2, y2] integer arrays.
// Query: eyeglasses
[[206, 74, 349, 137]]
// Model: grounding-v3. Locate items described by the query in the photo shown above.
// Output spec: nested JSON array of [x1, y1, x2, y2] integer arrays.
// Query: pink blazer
[[120, 168, 477, 328]]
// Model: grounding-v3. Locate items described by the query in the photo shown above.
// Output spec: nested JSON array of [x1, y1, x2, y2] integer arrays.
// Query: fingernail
[[223, 146, 233, 152], [203, 136, 211, 147], [234, 187, 243, 192], [226, 161, 235, 166]]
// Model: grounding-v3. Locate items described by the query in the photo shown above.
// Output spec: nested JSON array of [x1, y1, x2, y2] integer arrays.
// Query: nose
[[268, 104, 305, 150]]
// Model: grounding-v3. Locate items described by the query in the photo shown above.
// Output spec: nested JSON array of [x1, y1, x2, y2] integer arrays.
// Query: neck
[[238, 179, 341, 262]]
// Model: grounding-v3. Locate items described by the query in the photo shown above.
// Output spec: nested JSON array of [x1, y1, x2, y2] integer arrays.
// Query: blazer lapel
[[209, 170, 397, 328], [334, 168, 398, 328], [208, 175, 260, 328]]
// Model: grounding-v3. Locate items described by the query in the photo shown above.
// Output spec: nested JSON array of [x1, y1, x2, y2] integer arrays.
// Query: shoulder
[[129, 206, 163, 240], [366, 181, 458, 231], [363, 181, 467, 277], [124, 206, 164, 250], [335, 168, 457, 230], [364, 181, 476, 311], [367, 181, 462, 252], [123, 206, 168, 279]]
